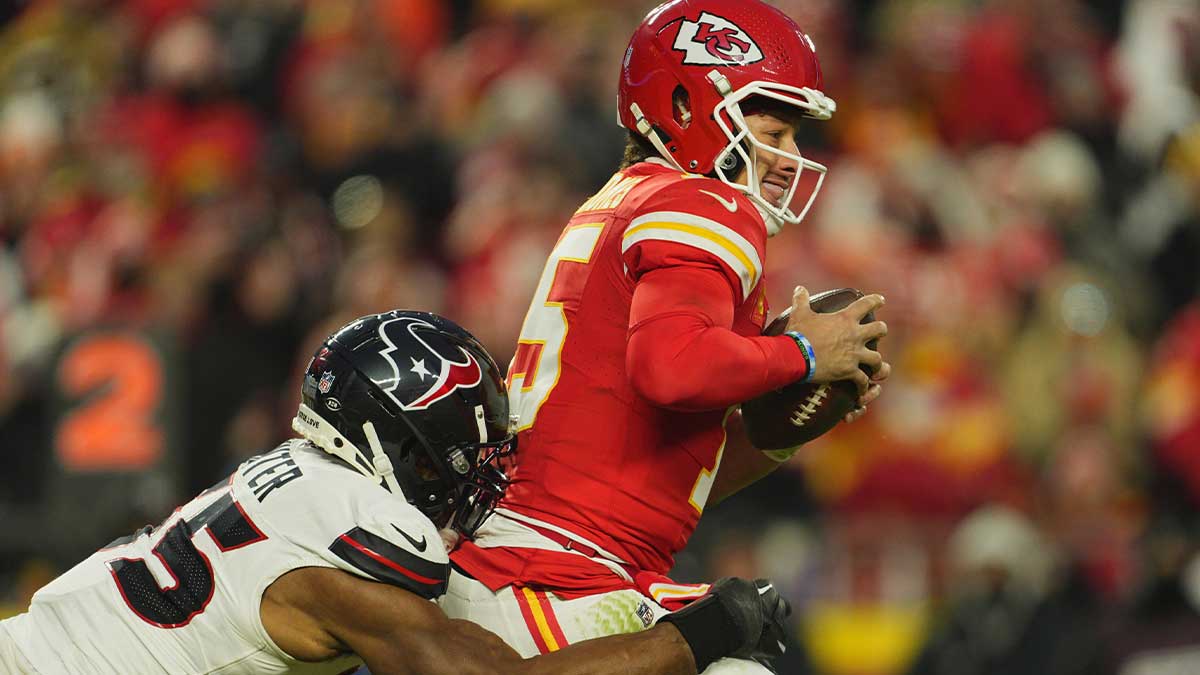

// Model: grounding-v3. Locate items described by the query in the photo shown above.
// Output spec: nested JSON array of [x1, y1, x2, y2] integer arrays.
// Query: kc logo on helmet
[[374, 316, 482, 411], [672, 12, 763, 66]]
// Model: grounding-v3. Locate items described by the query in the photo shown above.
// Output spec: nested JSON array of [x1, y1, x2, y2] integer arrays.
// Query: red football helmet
[[618, 0, 836, 234]]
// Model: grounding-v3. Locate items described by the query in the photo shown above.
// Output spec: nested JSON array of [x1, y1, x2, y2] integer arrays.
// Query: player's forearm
[[363, 617, 695, 675], [708, 410, 789, 505], [364, 619, 532, 675], [628, 312, 807, 410], [517, 624, 696, 675]]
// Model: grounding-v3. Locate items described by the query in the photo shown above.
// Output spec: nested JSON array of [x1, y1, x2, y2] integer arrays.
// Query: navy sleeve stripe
[[344, 526, 447, 579], [329, 527, 448, 598]]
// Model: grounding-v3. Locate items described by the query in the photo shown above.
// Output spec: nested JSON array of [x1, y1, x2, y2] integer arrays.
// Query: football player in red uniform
[[441, 1, 890, 672]]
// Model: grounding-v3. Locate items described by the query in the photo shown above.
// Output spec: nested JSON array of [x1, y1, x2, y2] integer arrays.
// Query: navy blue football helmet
[[293, 311, 514, 536]]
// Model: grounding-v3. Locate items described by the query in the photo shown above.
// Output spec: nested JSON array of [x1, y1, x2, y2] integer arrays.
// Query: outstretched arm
[[262, 566, 697, 675]]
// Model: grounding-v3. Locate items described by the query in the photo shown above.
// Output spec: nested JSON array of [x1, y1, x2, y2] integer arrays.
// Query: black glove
[[656, 577, 791, 672], [751, 580, 791, 668]]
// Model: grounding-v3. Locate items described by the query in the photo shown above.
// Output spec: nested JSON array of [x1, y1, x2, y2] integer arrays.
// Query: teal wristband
[[784, 331, 816, 383]]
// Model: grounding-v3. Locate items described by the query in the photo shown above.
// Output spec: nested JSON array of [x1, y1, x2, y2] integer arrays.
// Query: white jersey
[[4, 440, 449, 674]]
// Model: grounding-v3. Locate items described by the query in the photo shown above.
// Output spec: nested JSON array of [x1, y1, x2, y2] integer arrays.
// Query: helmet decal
[[671, 13, 763, 66], [406, 354, 482, 411], [318, 370, 336, 394], [375, 316, 483, 411], [295, 310, 514, 536]]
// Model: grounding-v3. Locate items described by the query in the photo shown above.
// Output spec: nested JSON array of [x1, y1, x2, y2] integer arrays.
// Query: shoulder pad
[[324, 493, 450, 599], [620, 177, 766, 302]]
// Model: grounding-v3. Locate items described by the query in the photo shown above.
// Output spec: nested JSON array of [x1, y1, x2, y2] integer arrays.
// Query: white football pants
[[440, 569, 772, 674]]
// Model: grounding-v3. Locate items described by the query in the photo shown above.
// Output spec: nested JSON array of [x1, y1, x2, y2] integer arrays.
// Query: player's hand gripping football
[[786, 286, 890, 418], [656, 576, 792, 672]]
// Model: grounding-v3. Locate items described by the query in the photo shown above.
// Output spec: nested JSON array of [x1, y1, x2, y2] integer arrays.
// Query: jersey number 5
[[507, 223, 605, 431], [105, 487, 267, 628]]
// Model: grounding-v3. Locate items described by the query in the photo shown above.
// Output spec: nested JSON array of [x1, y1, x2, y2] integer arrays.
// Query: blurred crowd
[[1, 0, 1199, 673]]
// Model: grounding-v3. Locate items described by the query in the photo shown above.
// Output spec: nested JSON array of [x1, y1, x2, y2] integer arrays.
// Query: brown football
[[741, 288, 877, 450]]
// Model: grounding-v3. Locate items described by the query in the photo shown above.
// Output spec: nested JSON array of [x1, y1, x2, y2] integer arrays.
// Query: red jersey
[[453, 160, 807, 595]]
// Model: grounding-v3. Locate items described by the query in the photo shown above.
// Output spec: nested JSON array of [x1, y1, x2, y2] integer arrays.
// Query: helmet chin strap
[[361, 420, 402, 494]]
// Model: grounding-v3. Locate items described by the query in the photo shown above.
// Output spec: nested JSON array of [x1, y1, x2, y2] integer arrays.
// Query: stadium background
[[0, 0, 1198, 672]]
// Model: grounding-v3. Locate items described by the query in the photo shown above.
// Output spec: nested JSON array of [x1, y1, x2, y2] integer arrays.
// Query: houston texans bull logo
[[672, 12, 763, 66], [374, 316, 482, 411]]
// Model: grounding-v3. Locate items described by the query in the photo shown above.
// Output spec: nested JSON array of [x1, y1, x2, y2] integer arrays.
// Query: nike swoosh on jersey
[[330, 527, 447, 598], [392, 524, 428, 552], [698, 189, 738, 213]]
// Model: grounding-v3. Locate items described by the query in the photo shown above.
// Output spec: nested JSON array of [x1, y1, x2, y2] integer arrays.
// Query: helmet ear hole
[[672, 85, 692, 129], [396, 436, 441, 482]]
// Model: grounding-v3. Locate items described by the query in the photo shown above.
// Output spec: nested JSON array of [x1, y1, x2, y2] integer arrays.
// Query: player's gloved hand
[[750, 579, 791, 668], [655, 577, 791, 672]]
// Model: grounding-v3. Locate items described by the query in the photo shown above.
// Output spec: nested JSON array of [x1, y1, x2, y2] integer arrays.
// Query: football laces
[[790, 385, 830, 427]]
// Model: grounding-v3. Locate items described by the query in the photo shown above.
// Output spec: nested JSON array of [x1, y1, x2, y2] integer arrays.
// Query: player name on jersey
[[243, 446, 305, 502], [575, 173, 651, 214]]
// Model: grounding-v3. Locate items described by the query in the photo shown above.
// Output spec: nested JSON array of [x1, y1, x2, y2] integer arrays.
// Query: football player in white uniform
[[0, 310, 789, 674]]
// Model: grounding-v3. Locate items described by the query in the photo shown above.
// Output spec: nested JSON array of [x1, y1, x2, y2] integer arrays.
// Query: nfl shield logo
[[318, 371, 336, 394], [636, 601, 654, 628]]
